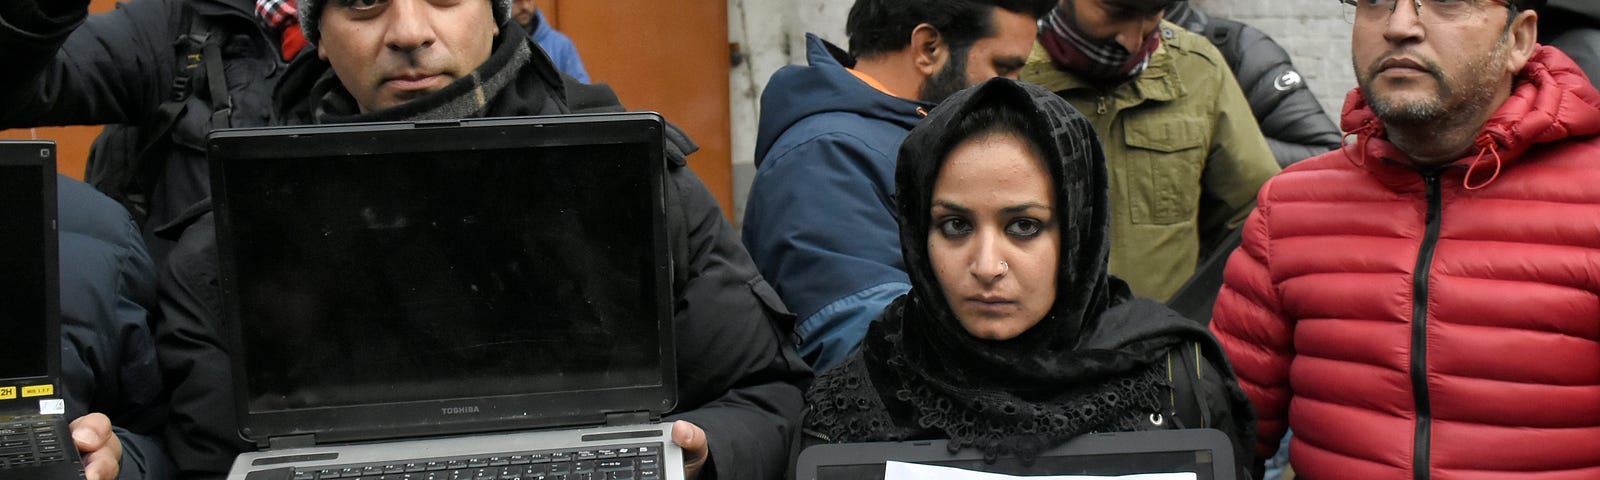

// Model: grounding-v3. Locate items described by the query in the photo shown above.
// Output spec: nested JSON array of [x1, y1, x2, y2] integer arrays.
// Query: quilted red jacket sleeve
[[1209, 180, 1293, 462]]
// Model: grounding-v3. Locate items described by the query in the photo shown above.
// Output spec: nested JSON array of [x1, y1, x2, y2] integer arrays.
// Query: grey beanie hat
[[298, 0, 514, 45]]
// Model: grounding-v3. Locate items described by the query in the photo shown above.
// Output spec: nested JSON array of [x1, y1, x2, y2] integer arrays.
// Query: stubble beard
[[1357, 35, 1509, 129]]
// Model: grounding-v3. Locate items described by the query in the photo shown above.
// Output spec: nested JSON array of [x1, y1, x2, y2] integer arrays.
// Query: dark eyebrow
[[1001, 203, 1052, 215], [933, 201, 1051, 216], [931, 201, 972, 215]]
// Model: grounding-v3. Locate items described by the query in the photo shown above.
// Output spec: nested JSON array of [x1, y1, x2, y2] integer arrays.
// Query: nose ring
[[998, 261, 1009, 278]]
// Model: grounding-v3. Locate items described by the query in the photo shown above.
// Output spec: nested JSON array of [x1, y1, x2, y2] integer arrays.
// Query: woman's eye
[[936, 218, 972, 238], [1006, 218, 1043, 238]]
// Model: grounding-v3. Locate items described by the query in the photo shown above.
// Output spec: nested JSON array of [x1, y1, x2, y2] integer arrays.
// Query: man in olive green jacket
[[1022, 0, 1279, 301]]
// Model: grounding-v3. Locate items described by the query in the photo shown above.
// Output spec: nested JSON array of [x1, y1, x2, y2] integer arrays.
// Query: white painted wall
[[727, 0, 1357, 223]]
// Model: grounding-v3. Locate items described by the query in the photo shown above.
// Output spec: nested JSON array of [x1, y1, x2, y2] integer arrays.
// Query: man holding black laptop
[[155, 0, 811, 479]]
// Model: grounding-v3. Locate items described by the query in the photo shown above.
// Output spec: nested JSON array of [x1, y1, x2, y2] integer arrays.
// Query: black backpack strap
[[121, 5, 225, 217], [201, 20, 232, 129], [173, 4, 207, 98], [1167, 341, 1211, 430], [87, 3, 207, 218]]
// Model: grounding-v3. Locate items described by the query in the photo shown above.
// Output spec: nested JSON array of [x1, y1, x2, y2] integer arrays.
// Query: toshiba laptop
[[797, 429, 1235, 480], [210, 114, 682, 480], [0, 141, 85, 479]]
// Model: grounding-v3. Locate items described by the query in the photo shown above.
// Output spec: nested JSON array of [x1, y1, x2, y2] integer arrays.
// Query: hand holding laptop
[[68, 413, 119, 480], [673, 420, 708, 479]]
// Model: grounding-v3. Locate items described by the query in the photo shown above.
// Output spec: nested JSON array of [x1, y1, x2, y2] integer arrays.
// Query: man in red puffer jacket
[[1210, 0, 1600, 478]]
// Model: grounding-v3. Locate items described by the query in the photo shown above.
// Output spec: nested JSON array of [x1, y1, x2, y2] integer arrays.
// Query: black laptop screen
[[0, 164, 49, 381], [227, 144, 662, 412], [816, 450, 1216, 480]]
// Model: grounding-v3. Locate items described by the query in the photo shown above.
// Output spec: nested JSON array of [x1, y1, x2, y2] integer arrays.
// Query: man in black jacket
[[1165, 1, 1343, 168], [156, 0, 812, 479], [0, 0, 294, 267]]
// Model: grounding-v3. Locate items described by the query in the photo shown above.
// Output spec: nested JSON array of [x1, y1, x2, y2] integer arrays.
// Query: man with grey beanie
[[155, 1, 812, 479], [296, 0, 513, 45]]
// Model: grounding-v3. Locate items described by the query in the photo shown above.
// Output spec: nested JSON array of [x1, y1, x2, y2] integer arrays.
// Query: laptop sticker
[[21, 384, 53, 398], [39, 399, 64, 415], [0, 386, 14, 400]]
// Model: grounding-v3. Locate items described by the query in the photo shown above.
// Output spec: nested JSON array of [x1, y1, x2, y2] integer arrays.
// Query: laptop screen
[[226, 142, 663, 413], [0, 162, 50, 382], [815, 450, 1217, 480]]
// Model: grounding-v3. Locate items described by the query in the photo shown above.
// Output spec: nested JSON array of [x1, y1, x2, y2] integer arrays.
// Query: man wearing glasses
[[1211, 0, 1600, 478]]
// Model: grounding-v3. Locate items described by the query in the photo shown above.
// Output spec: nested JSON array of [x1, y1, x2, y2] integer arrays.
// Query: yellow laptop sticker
[[0, 386, 14, 400], [21, 385, 53, 398]]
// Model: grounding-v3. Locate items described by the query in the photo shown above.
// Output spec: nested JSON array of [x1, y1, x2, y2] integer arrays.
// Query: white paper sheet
[[884, 461, 1198, 480]]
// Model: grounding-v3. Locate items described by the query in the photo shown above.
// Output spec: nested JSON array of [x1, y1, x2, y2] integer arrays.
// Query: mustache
[[1367, 49, 1445, 82]]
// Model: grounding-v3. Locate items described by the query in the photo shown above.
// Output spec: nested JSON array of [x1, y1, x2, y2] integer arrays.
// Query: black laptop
[[207, 114, 684, 480], [797, 429, 1235, 480], [0, 141, 85, 479]]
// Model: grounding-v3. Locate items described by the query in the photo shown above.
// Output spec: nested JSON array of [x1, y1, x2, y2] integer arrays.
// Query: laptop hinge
[[604, 411, 654, 427], [267, 434, 317, 450]]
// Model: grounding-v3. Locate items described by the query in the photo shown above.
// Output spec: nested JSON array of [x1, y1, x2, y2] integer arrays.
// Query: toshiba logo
[[441, 406, 482, 415]]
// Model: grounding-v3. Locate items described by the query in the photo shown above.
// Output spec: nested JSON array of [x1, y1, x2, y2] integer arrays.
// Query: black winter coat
[[1541, 0, 1600, 92], [155, 28, 812, 480], [0, 0, 283, 266]]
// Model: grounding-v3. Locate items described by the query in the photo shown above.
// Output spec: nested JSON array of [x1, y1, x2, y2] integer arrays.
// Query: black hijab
[[805, 78, 1227, 460], [893, 74, 1122, 389]]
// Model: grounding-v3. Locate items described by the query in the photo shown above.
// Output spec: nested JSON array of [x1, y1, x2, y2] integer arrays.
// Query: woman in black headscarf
[[802, 78, 1255, 475]]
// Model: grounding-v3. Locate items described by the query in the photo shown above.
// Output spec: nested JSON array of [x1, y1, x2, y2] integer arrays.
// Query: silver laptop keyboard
[[0, 418, 67, 469], [292, 443, 664, 480]]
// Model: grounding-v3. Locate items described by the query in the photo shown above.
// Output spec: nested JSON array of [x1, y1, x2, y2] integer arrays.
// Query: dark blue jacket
[[742, 34, 929, 372], [56, 175, 173, 480]]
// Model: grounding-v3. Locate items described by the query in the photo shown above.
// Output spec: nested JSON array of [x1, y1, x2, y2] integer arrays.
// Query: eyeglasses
[[1340, 0, 1513, 25]]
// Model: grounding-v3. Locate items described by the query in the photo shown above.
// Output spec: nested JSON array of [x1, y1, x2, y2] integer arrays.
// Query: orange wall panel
[[0, 128, 99, 179], [535, 0, 557, 19], [550, 1, 734, 217]]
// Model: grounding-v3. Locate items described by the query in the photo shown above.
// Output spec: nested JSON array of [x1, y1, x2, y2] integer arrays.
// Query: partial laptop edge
[[211, 114, 683, 480], [0, 140, 86, 479], [797, 429, 1235, 480]]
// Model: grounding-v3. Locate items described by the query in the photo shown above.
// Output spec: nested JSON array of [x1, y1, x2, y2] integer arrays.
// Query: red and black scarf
[[256, 0, 307, 61], [1039, 6, 1160, 86]]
